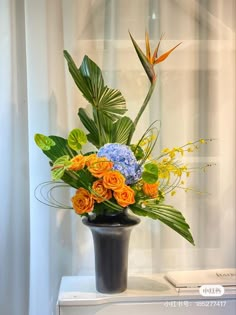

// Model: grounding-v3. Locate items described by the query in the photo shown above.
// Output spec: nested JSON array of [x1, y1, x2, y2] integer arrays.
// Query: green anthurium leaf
[[42, 136, 77, 162], [51, 167, 66, 181], [34, 134, 55, 151], [130, 144, 145, 160], [35, 135, 79, 187], [51, 155, 72, 181], [129, 203, 195, 245], [142, 172, 158, 184], [144, 163, 158, 175], [68, 128, 87, 151], [142, 163, 158, 183], [53, 155, 71, 166]]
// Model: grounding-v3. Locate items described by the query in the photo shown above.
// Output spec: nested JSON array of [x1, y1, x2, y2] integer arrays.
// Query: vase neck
[[83, 209, 140, 227]]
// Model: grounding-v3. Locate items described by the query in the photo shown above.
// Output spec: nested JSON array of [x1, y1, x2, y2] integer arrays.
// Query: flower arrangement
[[35, 31, 212, 245]]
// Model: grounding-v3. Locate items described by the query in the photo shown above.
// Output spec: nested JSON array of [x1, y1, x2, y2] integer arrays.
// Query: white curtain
[[0, 0, 235, 315]]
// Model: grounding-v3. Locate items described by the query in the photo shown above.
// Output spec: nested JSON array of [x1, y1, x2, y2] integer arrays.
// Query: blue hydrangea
[[97, 143, 142, 184]]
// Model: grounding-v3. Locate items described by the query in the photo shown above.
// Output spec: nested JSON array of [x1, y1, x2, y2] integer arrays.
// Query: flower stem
[[127, 81, 156, 145], [93, 108, 102, 147]]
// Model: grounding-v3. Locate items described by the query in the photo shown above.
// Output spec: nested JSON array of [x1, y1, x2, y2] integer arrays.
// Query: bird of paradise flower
[[127, 31, 181, 143]]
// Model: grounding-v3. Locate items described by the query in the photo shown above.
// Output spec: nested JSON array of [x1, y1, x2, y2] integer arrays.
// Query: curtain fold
[[0, 0, 235, 315], [0, 0, 29, 314]]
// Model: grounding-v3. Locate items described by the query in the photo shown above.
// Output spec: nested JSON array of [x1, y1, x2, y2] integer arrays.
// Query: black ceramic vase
[[82, 209, 140, 294]]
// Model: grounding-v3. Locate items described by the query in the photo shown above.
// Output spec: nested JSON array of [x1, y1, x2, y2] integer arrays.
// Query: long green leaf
[[129, 203, 195, 245], [78, 109, 98, 139], [78, 108, 100, 147], [96, 110, 113, 145], [64, 51, 127, 119], [112, 116, 135, 144], [154, 208, 188, 222], [64, 52, 102, 105], [78, 55, 104, 104], [147, 206, 192, 236], [61, 171, 81, 189]]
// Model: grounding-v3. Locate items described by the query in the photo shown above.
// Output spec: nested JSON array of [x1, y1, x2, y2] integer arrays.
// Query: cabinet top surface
[[58, 274, 236, 306]]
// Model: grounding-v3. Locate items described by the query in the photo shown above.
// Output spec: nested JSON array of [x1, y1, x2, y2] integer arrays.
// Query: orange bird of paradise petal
[[146, 31, 182, 65], [154, 42, 182, 64], [130, 30, 181, 82]]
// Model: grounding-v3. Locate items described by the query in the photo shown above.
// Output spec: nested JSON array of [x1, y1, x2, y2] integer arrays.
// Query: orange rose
[[68, 154, 86, 171], [102, 170, 126, 191], [71, 187, 94, 214], [85, 154, 97, 167], [92, 179, 112, 203], [143, 182, 158, 198], [88, 157, 113, 178], [113, 185, 135, 207]]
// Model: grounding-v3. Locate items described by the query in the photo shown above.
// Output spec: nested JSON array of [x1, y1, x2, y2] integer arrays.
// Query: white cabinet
[[57, 275, 236, 315]]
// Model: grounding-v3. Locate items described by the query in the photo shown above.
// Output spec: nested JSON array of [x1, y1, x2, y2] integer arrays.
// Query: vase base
[[96, 286, 127, 294]]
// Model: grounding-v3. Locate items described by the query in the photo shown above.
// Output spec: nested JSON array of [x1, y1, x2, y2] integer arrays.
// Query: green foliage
[[53, 155, 71, 165], [68, 128, 87, 151], [130, 144, 145, 160], [51, 168, 66, 181], [142, 163, 158, 184], [51, 156, 71, 180], [78, 108, 99, 147], [36, 135, 79, 188], [42, 136, 77, 162], [129, 31, 155, 83], [112, 117, 135, 144], [78, 108, 135, 148], [34, 134, 55, 151], [34, 38, 195, 246], [129, 203, 195, 245], [64, 51, 130, 148]]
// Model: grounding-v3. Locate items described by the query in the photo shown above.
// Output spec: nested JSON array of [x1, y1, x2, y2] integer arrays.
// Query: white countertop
[[58, 274, 236, 306]]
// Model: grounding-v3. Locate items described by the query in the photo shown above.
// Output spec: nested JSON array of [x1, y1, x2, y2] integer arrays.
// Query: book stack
[[165, 268, 236, 296]]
